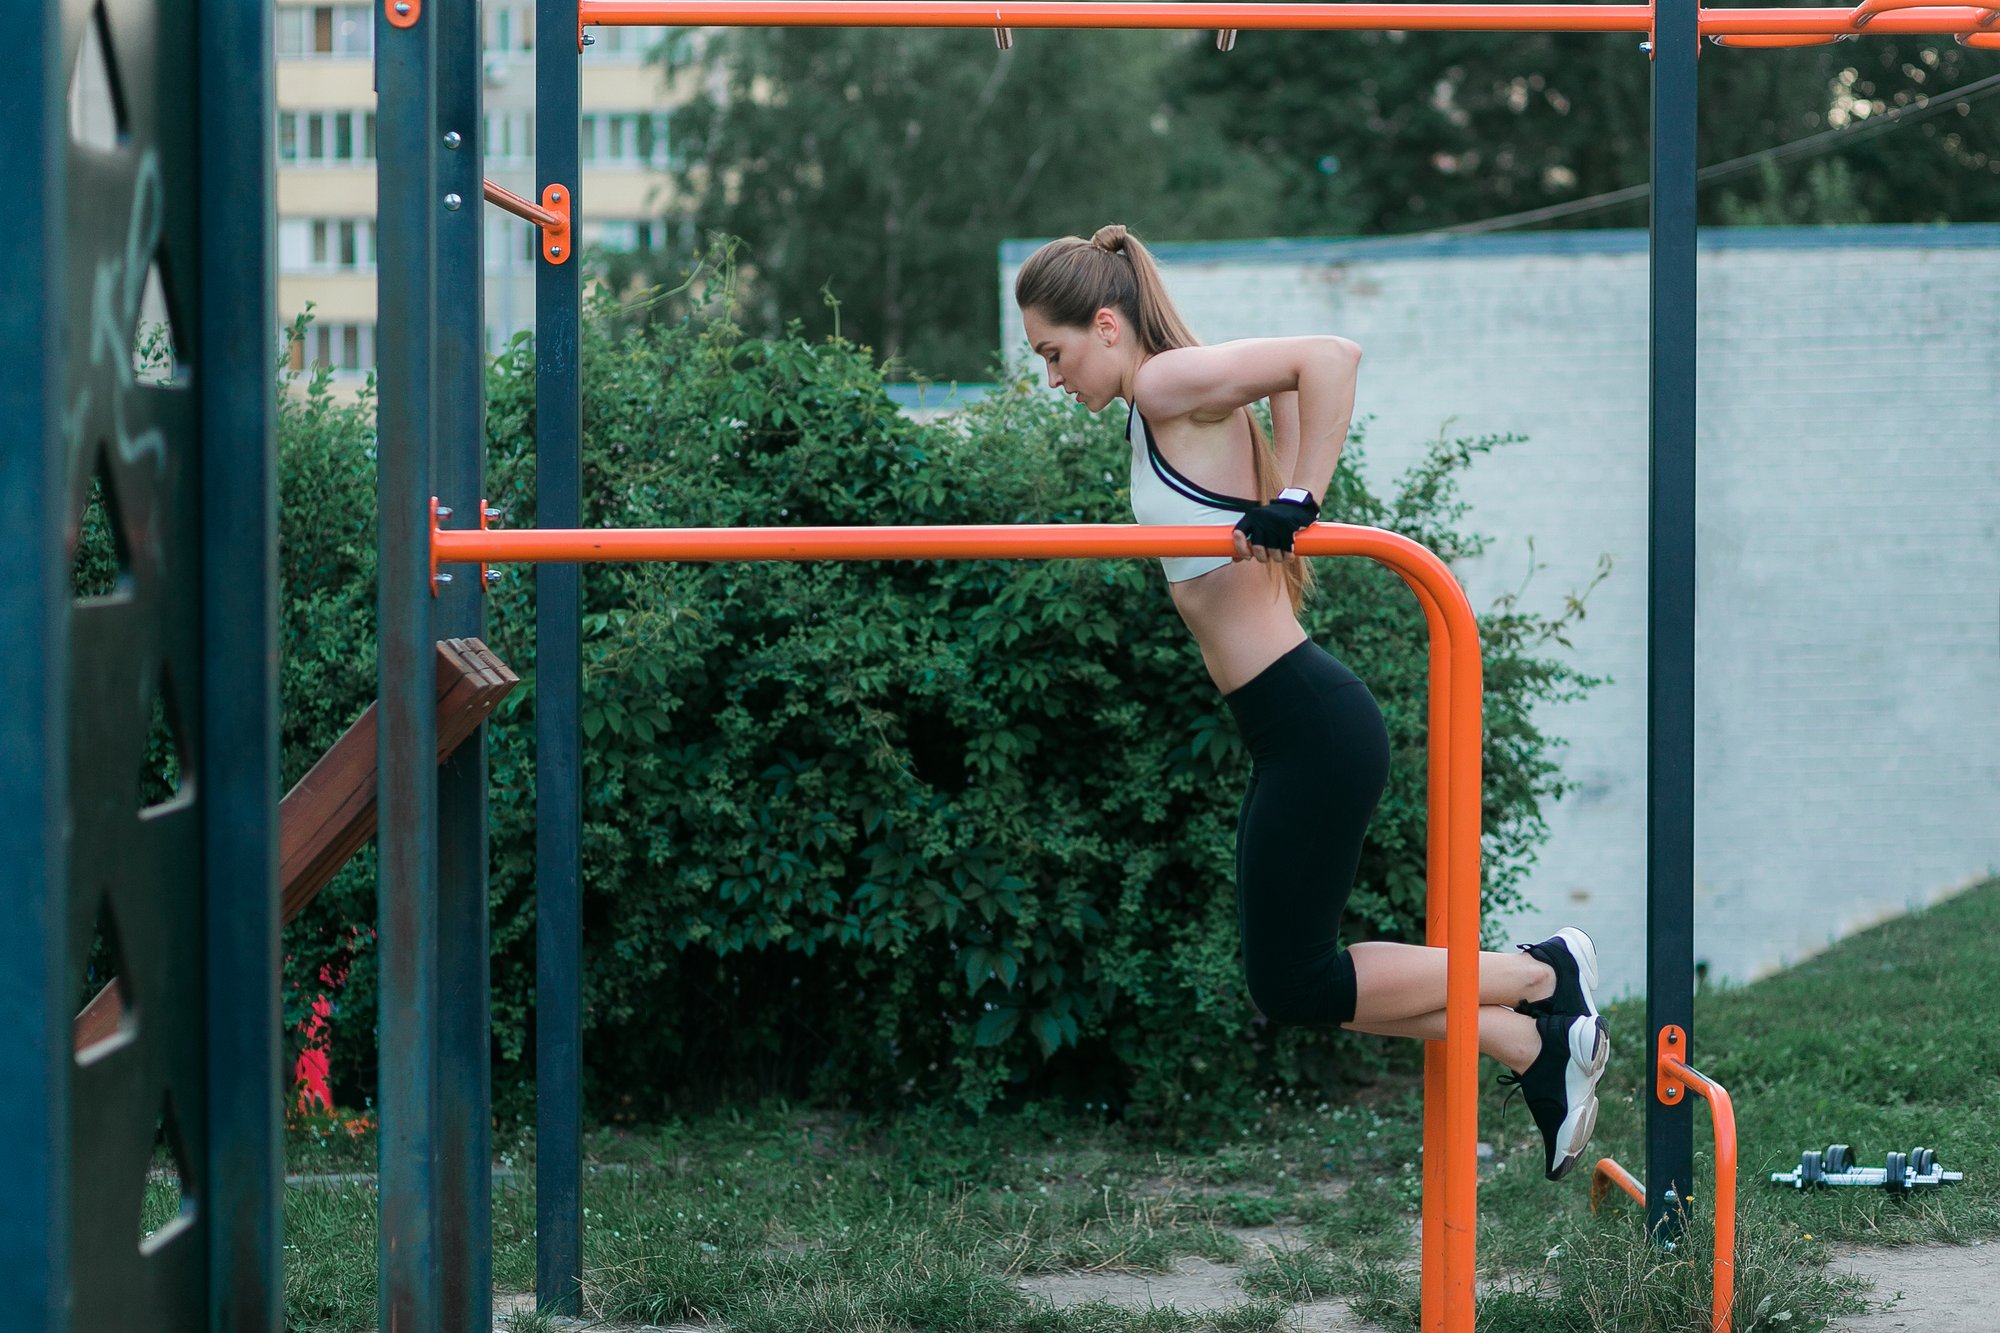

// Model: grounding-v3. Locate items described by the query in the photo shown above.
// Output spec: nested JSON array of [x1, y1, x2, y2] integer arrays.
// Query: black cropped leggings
[[1223, 639, 1392, 1028]]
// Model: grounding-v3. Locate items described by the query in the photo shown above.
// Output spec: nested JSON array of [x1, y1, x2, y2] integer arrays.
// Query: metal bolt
[[1639, 40, 1653, 52], [550, 245, 563, 258], [483, 507, 502, 520], [583, 33, 597, 46], [436, 505, 453, 519], [484, 569, 503, 584], [444, 193, 462, 211], [435, 572, 454, 584], [444, 130, 462, 150], [551, 189, 564, 202], [394, 2, 410, 13]]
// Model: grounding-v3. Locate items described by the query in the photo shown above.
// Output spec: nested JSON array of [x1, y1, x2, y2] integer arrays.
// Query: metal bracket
[[429, 496, 444, 595], [479, 497, 497, 593], [541, 183, 572, 265], [386, 0, 420, 30], [1657, 1024, 1687, 1105], [1216, 30, 1238, 51]]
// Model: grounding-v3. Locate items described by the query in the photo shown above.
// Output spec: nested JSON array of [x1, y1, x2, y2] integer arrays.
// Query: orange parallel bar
[[1405, 576, 1452, 1333], [578, 1, 2000, 37], [483, 179, 563, 230], [437, 516, 1488, 1333], [1662, 1053, 1738, 1333], [582, 2, 1654, 32], [1590, 1156, 1646, 1211], [1706, 4, 1998, 32]]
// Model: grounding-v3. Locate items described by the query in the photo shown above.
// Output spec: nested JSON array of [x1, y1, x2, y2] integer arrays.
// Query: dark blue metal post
[[436, 0, 493, 1327], [377, 3, 443, 1327], [0, 0, 69, 1324], [200, 0, 282, 1324], [535, 0, 585, 1313], [1646, 0, 1699, 1237]]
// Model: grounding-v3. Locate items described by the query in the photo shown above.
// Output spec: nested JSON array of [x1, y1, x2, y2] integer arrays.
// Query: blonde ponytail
[[1015, 226, 1313, 611]]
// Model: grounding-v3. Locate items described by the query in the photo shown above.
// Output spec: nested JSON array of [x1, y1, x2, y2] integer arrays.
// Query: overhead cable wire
[[1429, 66, 2000, 236]]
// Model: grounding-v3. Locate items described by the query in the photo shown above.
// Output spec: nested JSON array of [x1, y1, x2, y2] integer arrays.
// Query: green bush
[[281, 303, 1601, 1132]]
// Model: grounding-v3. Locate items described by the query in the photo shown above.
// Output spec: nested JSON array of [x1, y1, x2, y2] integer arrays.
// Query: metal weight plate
[[1912, 1147, 1935, 1176], [1801, 1150, 1823, 1186], [1883, 1151, 1908, 1194], [1826, 1144, 1852, 1173]]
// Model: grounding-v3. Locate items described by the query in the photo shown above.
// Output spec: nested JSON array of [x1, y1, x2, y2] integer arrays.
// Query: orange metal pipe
[[1705, 5, 1997, 32], [579, 1, 2000, 37], [583, 2, 1656, 32], [1403, 575, 1452, 1333], [483, 179, 564, 229], [1590, 1155, 1646, 1211], [1662, 1053, 1738, 1333], [437, 516, 1487, 1331]]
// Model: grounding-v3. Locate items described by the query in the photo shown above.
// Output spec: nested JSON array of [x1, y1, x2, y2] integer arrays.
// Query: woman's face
[[1022, 305, 1126, 413]]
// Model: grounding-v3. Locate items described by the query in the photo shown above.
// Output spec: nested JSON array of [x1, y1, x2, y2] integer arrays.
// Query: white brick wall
[[1002, 228, 2000, 997]]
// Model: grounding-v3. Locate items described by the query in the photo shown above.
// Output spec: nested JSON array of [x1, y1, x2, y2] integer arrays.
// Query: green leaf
[[973, 1008, 1019, 1048]]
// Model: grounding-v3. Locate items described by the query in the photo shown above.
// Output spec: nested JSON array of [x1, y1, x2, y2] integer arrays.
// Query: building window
[[278, 110, 376, 165], [489, 3, 534, 53], [482, 215, 542, 270], [279, 218, 378, 273], [289, 321, 375, 374], [482, 110, 536, 164], [276, 5, 373, 59], [580, 113, 673, 168], [584, 220, 665, 252]]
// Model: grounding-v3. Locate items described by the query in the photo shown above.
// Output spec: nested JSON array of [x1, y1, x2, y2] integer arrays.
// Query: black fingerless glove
[[1234, 489, 1321, 552]]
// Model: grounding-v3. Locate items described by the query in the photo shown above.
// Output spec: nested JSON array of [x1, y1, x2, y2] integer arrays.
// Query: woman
[[1014, 225, 1609, 1180]]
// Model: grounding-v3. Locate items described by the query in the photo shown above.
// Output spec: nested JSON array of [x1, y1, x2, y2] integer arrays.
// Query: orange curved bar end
[[1590, 1156, 1645, 1212], [1656, 1029, 1737, 1333]]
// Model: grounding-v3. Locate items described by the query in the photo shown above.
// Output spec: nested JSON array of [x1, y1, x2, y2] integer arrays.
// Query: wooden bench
[[72, 637, 518, 1054]]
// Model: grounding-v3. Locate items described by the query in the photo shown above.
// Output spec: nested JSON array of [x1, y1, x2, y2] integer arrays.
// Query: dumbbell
[[1769, 1144, 1962, 1192]]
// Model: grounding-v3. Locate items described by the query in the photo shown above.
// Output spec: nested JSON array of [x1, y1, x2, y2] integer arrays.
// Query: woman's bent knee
[[1247, 951, 1359, 1028]]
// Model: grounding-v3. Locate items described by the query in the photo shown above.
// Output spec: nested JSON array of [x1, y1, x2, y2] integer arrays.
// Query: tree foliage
[[278, 302, 1602, 1130], [664, 30, 1282, 379], [653, 30, 2000, 376], [1171, 34, 2000, 234]]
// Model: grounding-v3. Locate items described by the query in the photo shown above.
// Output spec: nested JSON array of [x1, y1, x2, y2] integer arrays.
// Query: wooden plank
[[73, 639, 515, 1052]]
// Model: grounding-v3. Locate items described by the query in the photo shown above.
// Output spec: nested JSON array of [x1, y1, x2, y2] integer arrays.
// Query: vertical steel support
[[535, 0, 586, 1313], [435, 1, 493, 1328], [1646, 0, 1699, 1237], [200, 0, 282, 1324], [377, 2, 443, 1328], [0, 0, 69, 1323]]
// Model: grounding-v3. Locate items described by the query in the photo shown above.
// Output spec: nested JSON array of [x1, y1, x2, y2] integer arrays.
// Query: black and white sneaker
[[1513, 926, 1601, 1023], [1499, 1012, 1610, 1182]]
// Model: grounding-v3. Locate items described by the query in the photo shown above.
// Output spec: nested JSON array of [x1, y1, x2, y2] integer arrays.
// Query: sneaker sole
[[1554, 926, 1601, 1023], [1550, 1016, 1610, 1179], [1549, 1094, 1599, 1181]]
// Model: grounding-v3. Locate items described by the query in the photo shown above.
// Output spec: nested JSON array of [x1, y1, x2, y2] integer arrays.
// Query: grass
[[263, 878, 2000, 1332]]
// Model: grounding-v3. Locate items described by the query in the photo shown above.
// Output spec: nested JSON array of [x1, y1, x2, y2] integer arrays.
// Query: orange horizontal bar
[[580, 1, 2000, 37], [583, 2, 1655, 32], [1662, 1052, 1738, 1333], [1707, 4, 1997, 32], [483, 179, 562, 229], [434, 519, 1435, 565]]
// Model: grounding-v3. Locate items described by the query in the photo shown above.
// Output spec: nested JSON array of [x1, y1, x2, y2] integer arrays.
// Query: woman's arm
[[1269, 390, 1301, 480], [1134, 336, 1361, 501]]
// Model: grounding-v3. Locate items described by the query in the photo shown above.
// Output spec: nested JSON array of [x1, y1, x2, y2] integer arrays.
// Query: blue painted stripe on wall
[[1001, 224, 2000, 268]]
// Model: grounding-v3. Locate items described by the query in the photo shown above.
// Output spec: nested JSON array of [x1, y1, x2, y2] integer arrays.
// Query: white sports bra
[[1128, 403, 1257, 583]]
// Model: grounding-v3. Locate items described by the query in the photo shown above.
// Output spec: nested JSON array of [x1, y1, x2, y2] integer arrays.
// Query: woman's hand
[[1233, 490, 1319, 563]]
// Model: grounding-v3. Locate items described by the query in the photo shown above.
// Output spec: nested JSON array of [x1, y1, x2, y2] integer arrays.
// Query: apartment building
[[275, 2, 697, 380]]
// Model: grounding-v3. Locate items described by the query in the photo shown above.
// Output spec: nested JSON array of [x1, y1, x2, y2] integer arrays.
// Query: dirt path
[[1826, 1238, 1997, 1332], [477, 1236, 1997, 1331]]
